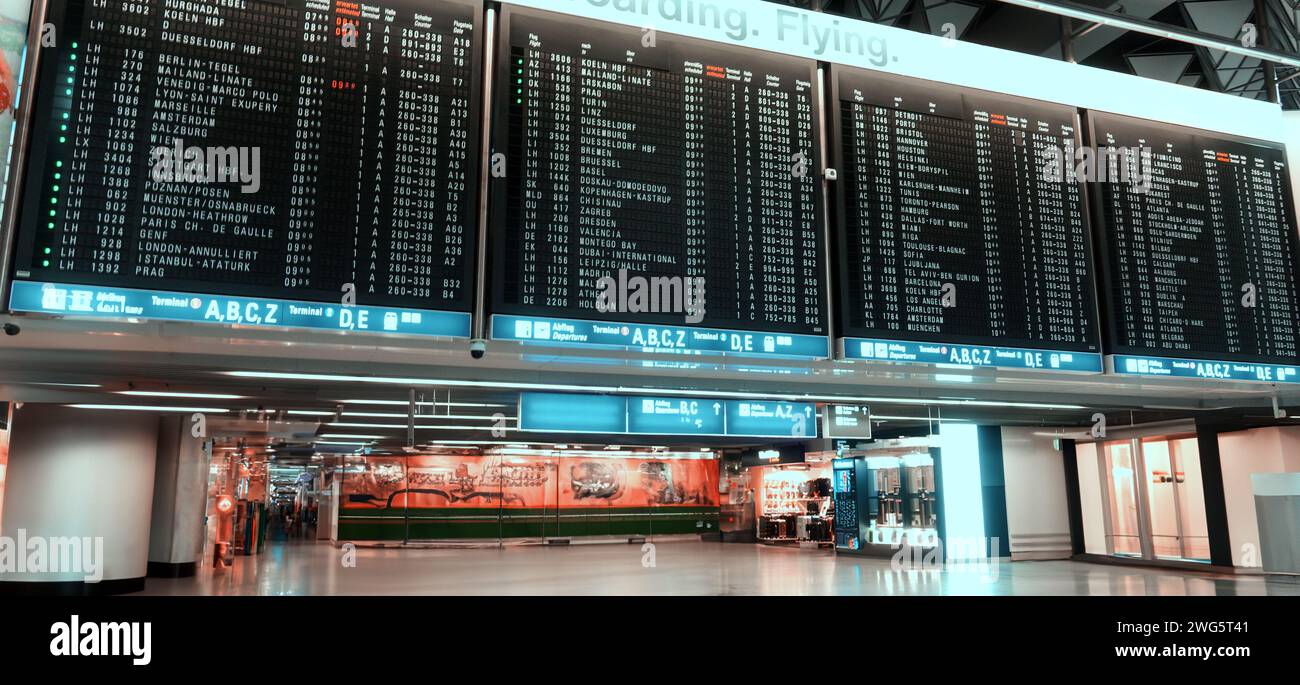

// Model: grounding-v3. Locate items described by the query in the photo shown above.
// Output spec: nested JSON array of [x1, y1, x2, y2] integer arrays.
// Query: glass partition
[[1090, 433, 1209, 563]]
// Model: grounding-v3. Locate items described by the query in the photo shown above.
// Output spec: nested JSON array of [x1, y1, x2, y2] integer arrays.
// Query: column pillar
[[148, 416, 210, 578], [0, 404, 159, 595]]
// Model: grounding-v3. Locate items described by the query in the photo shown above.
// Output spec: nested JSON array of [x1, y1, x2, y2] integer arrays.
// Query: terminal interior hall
[[1, 0, 1300, 596]]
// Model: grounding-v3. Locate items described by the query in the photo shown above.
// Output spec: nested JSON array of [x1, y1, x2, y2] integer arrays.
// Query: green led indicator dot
[[49, 197, 57, 204], [55, 160, 63, 167], [516, 98, 522, 104], [60, 125, 67, 131], [61, 112, 69, 119], [71, 42, 77, 48], [68, 66, 74, 72], [64, 89, 72, 96], [59, 136, 66, 143], [43, 247, 51, 255], [41, 260, 50, 267], [54, 173, 61, 180], [51, 185, 59, 192], [48, 210, 56, 217]]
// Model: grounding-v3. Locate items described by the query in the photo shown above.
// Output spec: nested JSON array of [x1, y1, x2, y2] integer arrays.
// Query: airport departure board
[[8, 0, 482, 337], [832, 67, 1101, 371], [1088, 112, 1300, 379], [488, 6, 828, 358]]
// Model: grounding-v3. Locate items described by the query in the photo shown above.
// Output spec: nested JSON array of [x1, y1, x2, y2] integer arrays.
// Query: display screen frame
[[485, 4, 831, 359], [828, 64, 1104, 372], [1084, 108, 1300, 373], [5, 0, 487, 337]]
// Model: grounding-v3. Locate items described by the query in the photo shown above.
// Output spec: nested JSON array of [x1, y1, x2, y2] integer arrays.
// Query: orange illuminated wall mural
[[340, 453, 720, 540]]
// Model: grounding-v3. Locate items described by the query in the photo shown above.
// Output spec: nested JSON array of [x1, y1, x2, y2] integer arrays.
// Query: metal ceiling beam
[[988, 0, 1300, 69]]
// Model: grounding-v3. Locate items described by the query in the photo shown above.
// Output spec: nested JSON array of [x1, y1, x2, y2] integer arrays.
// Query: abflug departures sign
[[1087, 111, 1300, 384], [487, 4, 830, 358], [831, 66, 1103, 373], [9, 0, 484, 337], [518, 391, 818, 438]]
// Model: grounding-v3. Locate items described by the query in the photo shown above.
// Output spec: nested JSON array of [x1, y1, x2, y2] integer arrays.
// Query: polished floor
[[137, 539, 1300, 596]]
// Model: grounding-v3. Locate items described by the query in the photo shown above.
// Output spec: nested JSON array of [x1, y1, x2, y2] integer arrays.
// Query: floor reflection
[[137, 540, 1300, 597]]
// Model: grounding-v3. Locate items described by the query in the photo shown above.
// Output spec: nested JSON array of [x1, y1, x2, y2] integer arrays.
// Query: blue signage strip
[[627, 396, 726, 436], [492, 314, 830, 359], [726, 400, 817, 438], [9, 280, 472, 338], [518, 392, 818, 438], [1111, 355, 1300, 384], [518, 393, 628, 434], [841, 337, 1103, 372]]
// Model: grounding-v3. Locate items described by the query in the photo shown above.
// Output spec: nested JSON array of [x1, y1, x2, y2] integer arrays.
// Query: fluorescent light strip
[[117, 390, 248, 399], [69, 404, 231, 413], [422, 440, 539, 446], [340, 412, 513, 420], [320, 434, 387, 440], [870, 415, 968, 422], [222, 371, 1086, 410], [24, 382, 103, 388], [327, 422, 505, 431], [340, 399, 510, 408]]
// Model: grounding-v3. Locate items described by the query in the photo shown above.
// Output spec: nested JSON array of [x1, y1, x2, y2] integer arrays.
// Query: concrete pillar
[[0, 404, 158, 595], [148, 416, 210, 578]]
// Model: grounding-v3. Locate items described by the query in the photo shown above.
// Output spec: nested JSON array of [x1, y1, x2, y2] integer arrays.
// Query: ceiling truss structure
[[773, 0, 1300, 108]]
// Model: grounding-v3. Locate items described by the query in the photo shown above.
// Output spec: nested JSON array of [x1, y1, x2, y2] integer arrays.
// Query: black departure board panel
[[1088, 111, 1300, 370], [832, 67, 1101, 371], [9, 0, 482, 337], [488, 6, 828, 357]]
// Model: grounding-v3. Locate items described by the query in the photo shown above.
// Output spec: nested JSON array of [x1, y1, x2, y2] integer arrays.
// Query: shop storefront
[[0, 402, 9, 532], [832, 438, 941, 555], [336, 448, 720, 542], [750, 462, 833, 545], [203, 442, 270, 570]]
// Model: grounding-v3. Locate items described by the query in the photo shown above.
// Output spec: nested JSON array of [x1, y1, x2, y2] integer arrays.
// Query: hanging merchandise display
[[752, 463, 833, 546]]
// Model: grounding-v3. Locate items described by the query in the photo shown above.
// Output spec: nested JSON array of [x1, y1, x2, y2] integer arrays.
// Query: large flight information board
[[831, 67, 1102, 372], [1089, 112, 1300, 383], [488, 7, 828, 358], [8, 0, 482, 337]]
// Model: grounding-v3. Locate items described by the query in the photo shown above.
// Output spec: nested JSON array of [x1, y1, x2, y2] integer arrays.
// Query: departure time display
[[488, 6, 828, 357], [832, 67, 1101, 372], [1088, 112, 1300, 377], [9, 0, 482, 336]]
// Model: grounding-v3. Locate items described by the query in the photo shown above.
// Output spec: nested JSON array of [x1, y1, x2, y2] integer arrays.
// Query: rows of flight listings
[[10, 1, 1299, 372]]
